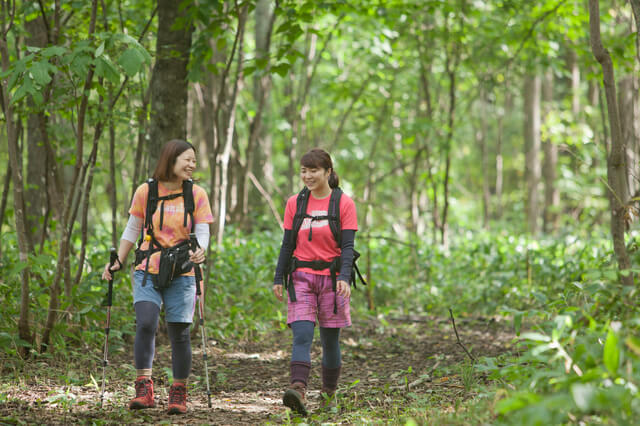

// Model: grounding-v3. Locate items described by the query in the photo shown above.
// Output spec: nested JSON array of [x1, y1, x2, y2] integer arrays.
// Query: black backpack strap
[[290, 187, 310, 250], [327, 188, 342, 246], [285, 188, 310, 303], [145, 178, 158, 230], [182, 179, 195, 229]]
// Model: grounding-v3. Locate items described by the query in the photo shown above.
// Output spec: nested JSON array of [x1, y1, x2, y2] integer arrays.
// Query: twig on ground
[[449, 308, 477, 363]]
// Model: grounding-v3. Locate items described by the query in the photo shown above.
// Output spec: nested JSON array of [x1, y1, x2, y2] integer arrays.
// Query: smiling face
[[172, 148, 196, 182], [300, 165, 330, 194]]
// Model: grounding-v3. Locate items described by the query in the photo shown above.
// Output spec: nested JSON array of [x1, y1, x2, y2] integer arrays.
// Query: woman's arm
[[338, 229, 356, 282], [273, 229, 294, 284]]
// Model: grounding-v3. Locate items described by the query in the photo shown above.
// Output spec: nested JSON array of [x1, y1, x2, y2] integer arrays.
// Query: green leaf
[[216, 37, 227, 51], [243, 65, 256, 77], [603, 328, 619, 376], [495, 391, 540, 414], [571, 383, 596, 412], [41, 46, 67, 58], [625, 336, 640, 357], [30, 61, 52, 85], [11, 78, 33, 104], [514, 311, 523, 335], [94, 57, 120, 84], [31, 89, 44, 105], [95, 41, 105, 57], [272, 63, 290, 77], [520, 332, 550, 342], [118, 48, 145, 77]]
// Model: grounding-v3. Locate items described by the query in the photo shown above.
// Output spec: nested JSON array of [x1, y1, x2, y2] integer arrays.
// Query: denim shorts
[[132, 270, 196, 323], [287, 270, 351, 328]]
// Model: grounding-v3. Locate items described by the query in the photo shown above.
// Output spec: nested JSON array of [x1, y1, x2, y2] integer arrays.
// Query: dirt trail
[[0, 315, 514, 424]]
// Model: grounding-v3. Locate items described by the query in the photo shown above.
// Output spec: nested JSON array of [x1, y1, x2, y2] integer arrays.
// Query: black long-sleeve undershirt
[[273, 229, 357, 285], [273, 230, 293, 285]]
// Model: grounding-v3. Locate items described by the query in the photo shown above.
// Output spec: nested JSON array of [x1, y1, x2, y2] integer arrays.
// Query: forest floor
[[0, 314, 515, 425]]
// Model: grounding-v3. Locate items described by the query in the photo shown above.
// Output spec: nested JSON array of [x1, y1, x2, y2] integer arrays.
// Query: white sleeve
[[121, 215, 143, 243], [195, 223, 210, 249]]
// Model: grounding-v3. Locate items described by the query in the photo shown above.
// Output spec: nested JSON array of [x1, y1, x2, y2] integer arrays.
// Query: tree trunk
[[630, 0, 640, 65], [241, 0, 277, 228], [589, 0, 633, 286], [25, 15, 49, 251], [542, 70, 559, 232], [148, 0, 193, 173], [0, 160, 10, 259], [619, 75, 638, 199], [252, 0, 273, 168], [568, 49, 581, 117], [42, 0, 99, 351], [361, 94, 391, 313], [217, 4, 247, 246], [73, 128, 101, 288], [0, 30, 33, 354], [524, 73, 541, 235], [439, 5, 464, 247], [284, 19, 341, 194], [477, 89, 490, 228], [131, 84, 151, 209], [440, 64, 456, 247], [633, 76, 640, 198], [495, 89, 509, 219]]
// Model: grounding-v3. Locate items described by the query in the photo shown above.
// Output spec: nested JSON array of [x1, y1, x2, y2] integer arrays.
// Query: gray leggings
[[291, 320, 341, 368], [134, 301, 192, 380]]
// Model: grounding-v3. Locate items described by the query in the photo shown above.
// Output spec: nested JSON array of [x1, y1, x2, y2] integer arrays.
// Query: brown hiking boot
[[129, 377, 155, 409], [319, 365, 340, 412], [167, 383, 187, 414], [283, 381, 308, 416]]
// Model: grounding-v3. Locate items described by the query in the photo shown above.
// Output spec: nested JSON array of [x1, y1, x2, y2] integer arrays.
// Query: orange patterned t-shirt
[[129, 181, 214, 275]]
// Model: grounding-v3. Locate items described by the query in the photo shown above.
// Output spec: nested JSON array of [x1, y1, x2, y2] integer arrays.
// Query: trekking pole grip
[[188, 233, 204, 292], [108, 248, 117, 307]]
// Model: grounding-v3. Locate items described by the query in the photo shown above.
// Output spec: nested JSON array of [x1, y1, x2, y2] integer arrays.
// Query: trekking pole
[[189, 233, 212, 408], [100, 247, 118, 408]]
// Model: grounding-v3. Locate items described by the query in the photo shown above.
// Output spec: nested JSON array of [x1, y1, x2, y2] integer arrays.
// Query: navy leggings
[[134, 301, 192, 380], [290, 320, 341, 368]]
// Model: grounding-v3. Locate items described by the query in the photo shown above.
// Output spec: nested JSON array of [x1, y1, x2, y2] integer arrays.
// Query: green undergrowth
[[3, 226, 640, 423]]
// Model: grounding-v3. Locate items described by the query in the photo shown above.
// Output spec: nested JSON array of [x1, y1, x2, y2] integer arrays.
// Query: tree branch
[[247, 172, 283, 230], [449, 308, 477, 362]]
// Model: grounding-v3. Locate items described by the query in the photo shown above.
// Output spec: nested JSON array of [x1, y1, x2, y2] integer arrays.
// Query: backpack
[[285, 187, 366, 312], [134, 178, 196, 289]]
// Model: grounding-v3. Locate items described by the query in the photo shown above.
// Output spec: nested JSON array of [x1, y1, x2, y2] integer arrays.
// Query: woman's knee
[[291, 320, 315, 347], [135, 301, 160, 334], [167, 322, 191, 344]]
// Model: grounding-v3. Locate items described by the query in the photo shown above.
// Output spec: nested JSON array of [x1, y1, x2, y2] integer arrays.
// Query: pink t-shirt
[[283, 190, 358, 276], [130, 181, 214, 275]]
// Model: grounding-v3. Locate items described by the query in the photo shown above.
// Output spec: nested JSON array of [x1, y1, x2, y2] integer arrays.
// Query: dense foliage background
[[1, 0, 640, 423]]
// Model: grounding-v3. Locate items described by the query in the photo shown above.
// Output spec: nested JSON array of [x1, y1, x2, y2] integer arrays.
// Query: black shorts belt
[[284, 257, 341, 314]]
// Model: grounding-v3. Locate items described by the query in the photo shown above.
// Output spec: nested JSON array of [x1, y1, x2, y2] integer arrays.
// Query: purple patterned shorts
[[287, 270, 351, 328]]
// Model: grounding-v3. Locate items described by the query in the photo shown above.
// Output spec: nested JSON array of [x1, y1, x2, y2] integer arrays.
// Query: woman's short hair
[[152, 139, 195, 181]]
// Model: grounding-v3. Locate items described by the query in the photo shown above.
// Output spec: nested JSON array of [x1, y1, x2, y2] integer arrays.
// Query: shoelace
[[135, 380, 150, 397], [169, 386, 186, 405]]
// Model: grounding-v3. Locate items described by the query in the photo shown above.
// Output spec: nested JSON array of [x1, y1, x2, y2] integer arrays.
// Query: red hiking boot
[[129, 377, 155, 409], [167, 382, 188, 414]]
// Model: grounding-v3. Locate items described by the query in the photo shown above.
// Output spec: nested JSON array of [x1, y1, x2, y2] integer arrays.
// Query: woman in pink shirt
[[273, 148, 358, 416]]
